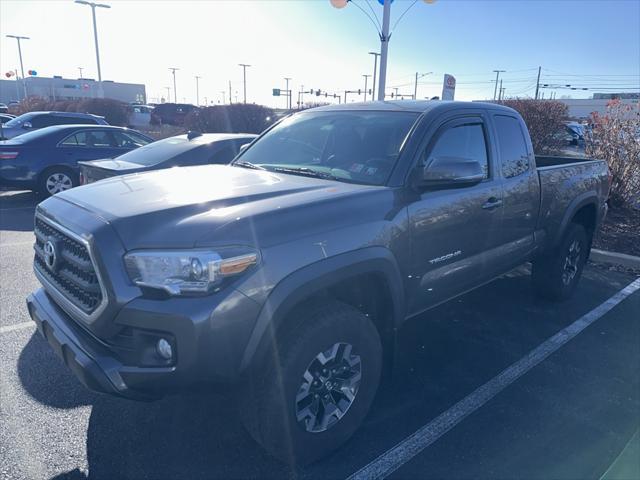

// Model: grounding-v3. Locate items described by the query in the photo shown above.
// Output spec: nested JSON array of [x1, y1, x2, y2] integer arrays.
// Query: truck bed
[[535, 155, 609, 250]]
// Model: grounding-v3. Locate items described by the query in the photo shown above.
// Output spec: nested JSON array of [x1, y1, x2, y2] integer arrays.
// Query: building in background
[[0, 76, 146, 104]]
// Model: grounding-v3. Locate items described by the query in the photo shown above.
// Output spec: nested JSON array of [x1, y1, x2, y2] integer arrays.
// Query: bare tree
[[586, 100, 640, 208]]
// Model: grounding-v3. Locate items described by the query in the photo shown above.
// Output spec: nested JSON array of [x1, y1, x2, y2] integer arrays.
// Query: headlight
[[124, 248, 259, 296]]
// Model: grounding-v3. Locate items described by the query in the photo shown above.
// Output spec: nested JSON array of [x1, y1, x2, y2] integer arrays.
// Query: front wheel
[[240, 300, 382, 465], [532, 223, 590, 301], [38, 168, 77, 198]]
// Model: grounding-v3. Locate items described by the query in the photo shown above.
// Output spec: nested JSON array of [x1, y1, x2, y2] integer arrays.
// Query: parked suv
[[150, 103, 197, 126], [0, 111, 108, 140]]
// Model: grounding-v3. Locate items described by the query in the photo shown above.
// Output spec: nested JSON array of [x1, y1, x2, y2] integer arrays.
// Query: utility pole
[[492, 69, 505, 101], [300, 84, 304, 108], [414, 72, 419, 100], [229, 80, 232, 105], [195, 75, 201, 106], [377, 0, 392, 101], [75, 1, 110, 97], [369, 51, 380, 101], [221, 91, 226, 104], [285, 77, 292, 109], [168, 67, 179, 103], [238, 64, 250, 103], [534, 66, 542, 100], [164, 86, 170, 103], [78, 67, 84, 78], [498, 79, 504, 100], [363, 75, 371, 101], [393, 87, 399, 99], [6, 35, 29, 99]]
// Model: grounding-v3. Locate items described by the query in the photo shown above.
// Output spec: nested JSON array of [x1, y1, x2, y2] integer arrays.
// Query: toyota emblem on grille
[[43, 239, 58, 271]]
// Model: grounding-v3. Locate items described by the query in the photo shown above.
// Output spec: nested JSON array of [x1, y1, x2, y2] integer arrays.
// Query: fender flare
[[552, 191, 599, 248], [239, 246, 405, 373]]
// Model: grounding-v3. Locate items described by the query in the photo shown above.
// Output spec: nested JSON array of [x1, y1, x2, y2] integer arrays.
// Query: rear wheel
[[240, 300, 382, 465], [532, 223, 590, 301], [38, 168, 77, 198]]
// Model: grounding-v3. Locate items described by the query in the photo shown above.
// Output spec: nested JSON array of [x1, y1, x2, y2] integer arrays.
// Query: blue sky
[[1, 0, 638, 106]]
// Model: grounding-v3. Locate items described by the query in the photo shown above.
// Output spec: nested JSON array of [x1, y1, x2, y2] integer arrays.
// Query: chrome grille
[[33, 215, 104, 315]]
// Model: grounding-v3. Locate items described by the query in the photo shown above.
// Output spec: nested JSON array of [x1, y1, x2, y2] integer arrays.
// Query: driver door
[[406, 115, 504, 315]]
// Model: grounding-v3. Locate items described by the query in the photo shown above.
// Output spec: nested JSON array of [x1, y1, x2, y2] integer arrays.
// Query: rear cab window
[[494, 115, 531, 178]]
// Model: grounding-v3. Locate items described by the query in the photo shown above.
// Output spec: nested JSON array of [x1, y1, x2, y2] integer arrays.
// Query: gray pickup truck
[[27, 101, 610, 463]]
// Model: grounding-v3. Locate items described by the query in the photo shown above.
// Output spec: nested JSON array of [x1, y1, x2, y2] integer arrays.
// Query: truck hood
[[56, 164, 379, 249], [79, 158, 147, 172]]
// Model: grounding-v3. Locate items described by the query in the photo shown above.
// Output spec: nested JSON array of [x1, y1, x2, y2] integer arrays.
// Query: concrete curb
[[590, 248, 640, 269]]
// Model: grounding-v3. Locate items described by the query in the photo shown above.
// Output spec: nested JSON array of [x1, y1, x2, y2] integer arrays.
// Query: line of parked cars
[[0, 110, 256, 197]]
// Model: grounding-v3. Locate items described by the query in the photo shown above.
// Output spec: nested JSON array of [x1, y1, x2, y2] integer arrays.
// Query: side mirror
[[22, 121, 33, 129], [418, 156, 485, 188]]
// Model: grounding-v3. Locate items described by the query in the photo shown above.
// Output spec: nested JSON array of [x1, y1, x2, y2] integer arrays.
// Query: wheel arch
[[239, 247, 405, 374], [552, 192, 600, 249]]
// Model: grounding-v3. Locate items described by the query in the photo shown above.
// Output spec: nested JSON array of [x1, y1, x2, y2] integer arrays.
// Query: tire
[[37, 167, 78, 198], [240, 300, 382, 465], [532, 223, 590, 301]]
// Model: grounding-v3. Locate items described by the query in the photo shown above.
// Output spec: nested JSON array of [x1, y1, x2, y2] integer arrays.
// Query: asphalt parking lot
[[1, 189, 639, 480]]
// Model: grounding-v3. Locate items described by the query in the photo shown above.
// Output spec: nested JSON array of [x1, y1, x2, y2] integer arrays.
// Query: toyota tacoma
[[27, 101, 610, 464]]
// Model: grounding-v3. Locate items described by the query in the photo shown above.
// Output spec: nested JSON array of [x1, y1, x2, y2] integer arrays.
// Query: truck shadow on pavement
[[15, 267, 634, 480], [0, 191, 37, 231]]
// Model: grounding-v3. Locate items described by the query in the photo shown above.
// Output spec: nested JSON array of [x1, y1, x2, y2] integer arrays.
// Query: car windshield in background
[[112, 135, 203, 166], [236, 111, 419, 186], [3, 114, 32, 127]]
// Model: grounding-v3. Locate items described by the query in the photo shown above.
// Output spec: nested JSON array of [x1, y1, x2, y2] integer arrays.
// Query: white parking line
[[0, 321, 35, 334], [347, 277, 640, 480]]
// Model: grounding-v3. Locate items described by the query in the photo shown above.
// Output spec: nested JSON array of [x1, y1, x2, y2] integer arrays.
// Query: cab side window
[[424, 123, 489, 179], [494, 115, 530, 178]]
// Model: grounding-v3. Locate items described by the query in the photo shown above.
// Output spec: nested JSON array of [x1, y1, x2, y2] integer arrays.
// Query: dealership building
[[0, 76, 146, 104]]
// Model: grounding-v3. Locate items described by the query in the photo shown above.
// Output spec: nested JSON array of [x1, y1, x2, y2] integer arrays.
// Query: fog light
[[156, 338, 173, 360]]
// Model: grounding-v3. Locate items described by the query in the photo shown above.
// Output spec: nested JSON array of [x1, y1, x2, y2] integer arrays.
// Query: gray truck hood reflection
[[57, 164, 378, 249]]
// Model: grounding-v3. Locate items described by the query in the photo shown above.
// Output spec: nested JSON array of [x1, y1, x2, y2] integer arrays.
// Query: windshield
[[236, 111, 419, 186], [113, 135, 204, 166], [3, 113, 34, 128]]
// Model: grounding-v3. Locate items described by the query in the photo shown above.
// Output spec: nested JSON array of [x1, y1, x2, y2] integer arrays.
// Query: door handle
[[482, 197, 503, 210]]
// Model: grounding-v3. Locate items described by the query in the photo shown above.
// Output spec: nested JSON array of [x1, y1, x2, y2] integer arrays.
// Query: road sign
[[272, 88, 281, 96]]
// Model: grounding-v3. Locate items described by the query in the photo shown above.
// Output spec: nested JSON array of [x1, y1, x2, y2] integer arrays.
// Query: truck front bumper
[[27, 288, 163, 400], [27, 286, 262, 400]]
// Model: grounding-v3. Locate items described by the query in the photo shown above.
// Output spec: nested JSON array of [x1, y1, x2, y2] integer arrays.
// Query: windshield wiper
[[233, 160, 266, 170], [271, 166, 338, 181]]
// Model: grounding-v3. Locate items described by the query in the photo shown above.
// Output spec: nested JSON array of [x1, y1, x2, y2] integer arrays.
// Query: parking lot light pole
[[168, 67, 179, 103], [75, 1, 110, 98], [239, 64, 250, 103], [6, 34, 29, 99]]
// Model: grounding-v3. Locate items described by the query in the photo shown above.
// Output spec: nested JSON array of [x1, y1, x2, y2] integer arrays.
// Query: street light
[[194, 75, 201, 106], [333, 0, 436, 101], [239, 64, 250, 103], [368, 51, 380, 101], [284, 77, 292, 109], [168, 67, 179, 103], [6, 34, 29, 99], [75, 1, 110, 98]]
